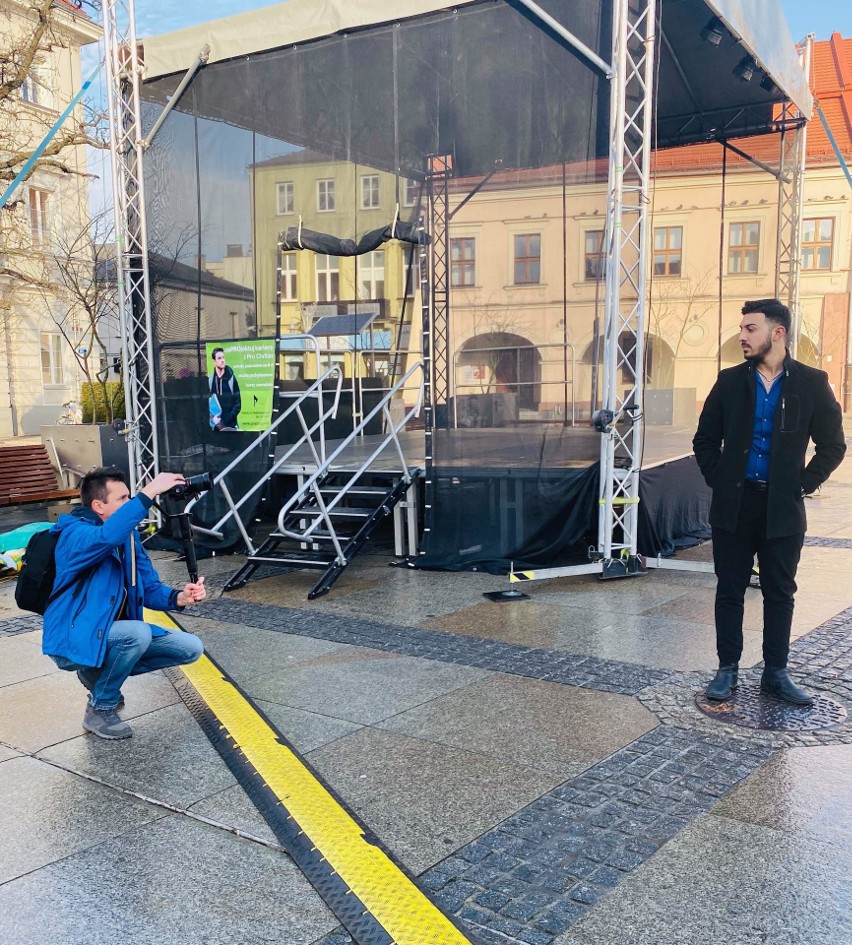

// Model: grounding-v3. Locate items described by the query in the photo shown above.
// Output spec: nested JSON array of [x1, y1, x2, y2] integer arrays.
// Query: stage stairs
[[224, 466, 421, 598], [189, 362, 424, 599]]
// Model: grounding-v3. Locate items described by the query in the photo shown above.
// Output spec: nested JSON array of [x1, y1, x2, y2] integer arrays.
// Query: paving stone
[[184, 598, 669, 694]]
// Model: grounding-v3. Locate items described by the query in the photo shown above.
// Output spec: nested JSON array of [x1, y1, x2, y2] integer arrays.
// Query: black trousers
[[711, 485, 804, 669]]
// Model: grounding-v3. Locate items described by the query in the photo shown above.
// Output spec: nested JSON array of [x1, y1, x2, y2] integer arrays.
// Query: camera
[[166, 471, 215, 500]]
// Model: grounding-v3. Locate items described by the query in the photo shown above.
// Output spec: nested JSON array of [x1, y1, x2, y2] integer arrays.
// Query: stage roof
[[140, 0, 812, 176]]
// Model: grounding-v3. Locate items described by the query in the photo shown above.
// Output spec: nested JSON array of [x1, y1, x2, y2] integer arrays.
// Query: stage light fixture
[[700, 17, 725, 46], [733, 56, 756, 82], [760, 73, 778, 94]]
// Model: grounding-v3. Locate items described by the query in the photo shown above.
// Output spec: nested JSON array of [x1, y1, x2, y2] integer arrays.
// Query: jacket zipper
[[781, 396, 786, 431]]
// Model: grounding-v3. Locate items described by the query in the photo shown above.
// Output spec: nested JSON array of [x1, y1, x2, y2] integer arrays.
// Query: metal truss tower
[[426, 154, 452, 428], [775, 35, 813, 358], [103, 0, 159, 491], [596, 0, 657, 577]]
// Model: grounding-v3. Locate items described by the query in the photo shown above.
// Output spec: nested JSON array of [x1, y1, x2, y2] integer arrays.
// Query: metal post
[[418, 213, 434, 555], [103, 0, 158, 491], [597, 0, 657, 578]]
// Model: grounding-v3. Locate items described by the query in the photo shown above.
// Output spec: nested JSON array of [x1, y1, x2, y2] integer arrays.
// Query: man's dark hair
[[742, 298, 791, 337], [212, 347, 225, 358], [81, 467, 127, 508]]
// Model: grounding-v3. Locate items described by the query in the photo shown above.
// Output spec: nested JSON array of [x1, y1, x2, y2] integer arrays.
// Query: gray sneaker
[[82, 703, 133, 739], [77, 670, 124, 709]]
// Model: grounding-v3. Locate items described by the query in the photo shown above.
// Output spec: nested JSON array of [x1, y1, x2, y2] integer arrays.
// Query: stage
[[267, 423, 711, 573]]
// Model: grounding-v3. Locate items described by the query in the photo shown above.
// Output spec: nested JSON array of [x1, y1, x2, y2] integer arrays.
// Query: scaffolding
[[105, 0, 812, 581]]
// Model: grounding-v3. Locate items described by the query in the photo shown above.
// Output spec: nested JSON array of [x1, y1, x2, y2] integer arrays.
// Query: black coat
[[693, 356, 846, 538], [210, 366, 242, 429]]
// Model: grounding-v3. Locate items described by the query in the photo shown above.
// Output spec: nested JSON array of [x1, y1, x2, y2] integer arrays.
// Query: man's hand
[[176, 577, 206, 608], [140, 472, 186, 501]]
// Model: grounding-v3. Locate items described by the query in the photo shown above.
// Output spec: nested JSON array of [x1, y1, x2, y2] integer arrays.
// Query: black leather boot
[[706, 664, 738, 701], [760, 668, 814, 706]]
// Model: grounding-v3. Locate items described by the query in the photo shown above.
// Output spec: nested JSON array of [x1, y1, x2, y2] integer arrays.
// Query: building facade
[[0, 0, 101, 436], [239, 33, 851, 424]]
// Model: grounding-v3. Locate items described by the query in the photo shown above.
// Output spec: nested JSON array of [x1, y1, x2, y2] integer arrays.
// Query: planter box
[[40, 424, 130, 486]]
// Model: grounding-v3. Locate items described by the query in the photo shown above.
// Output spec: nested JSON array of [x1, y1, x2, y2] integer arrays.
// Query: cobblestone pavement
[[183, 597, 669, 695], [180, 589, 852, 945], [0, 613, 42, 636]]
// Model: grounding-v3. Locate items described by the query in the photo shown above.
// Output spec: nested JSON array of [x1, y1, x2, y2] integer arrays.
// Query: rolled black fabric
[[279, 220, 429, 256]]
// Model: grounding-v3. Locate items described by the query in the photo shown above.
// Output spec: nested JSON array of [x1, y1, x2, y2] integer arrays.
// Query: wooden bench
[[0, 444, 80, 506]]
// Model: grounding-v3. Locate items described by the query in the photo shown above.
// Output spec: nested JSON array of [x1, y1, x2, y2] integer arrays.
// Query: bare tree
[[43, 210, 120, 421], [648, 268, 716, 388], [462, 293, 532, 395], [1, 1, 106, 432], [0, 1, 105, 193]]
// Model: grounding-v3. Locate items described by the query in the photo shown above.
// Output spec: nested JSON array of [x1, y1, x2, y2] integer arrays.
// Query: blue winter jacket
[[42, 494, 181, 667]]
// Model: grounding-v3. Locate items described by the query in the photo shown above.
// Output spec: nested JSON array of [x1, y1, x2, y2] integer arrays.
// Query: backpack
[[14, 530, 85, 616]]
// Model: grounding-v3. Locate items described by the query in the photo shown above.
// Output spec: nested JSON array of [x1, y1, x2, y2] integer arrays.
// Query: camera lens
[[184, 472, 215, 494], [166, 471, 214, 500]]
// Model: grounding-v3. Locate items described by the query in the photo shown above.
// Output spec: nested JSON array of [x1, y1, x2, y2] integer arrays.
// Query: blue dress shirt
[[745, 373, 783, 482]]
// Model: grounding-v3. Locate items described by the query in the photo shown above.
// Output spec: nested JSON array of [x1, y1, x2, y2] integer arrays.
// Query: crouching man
[[43, 467, 206, 739]]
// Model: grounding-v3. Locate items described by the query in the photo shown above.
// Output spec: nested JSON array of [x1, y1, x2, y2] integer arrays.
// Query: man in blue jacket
[[43, 467, 207, 739], [693, 299, 846, 705]]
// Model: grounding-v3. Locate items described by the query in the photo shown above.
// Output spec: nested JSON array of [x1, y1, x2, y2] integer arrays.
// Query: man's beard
[[743, 335, 773, 363]]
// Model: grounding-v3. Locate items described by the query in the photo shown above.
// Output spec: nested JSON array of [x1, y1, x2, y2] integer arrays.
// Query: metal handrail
[[186, 365, 344, 553], [276, 361, 424, 561], [277, 333, 327, 460]]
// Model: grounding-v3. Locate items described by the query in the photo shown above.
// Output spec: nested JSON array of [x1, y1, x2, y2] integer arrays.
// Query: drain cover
[[695, 686, 847, 732]]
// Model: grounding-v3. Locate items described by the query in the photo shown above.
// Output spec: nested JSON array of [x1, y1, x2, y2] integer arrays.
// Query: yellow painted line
[[147, 609, 472, 945]]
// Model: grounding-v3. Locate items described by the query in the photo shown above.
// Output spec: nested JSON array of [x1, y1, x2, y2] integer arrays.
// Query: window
[[451, 237, 476, 287], [358, 250, 385, 300], [280, 253, 298, 300], [514, 234, 541, 285], [361, 175, 380, 210], [277, 182, 294, 215], [403, 250, 420, 297], [403, 179, 419, 207], [317, 179, 335, 212], [728, 221, 760, 274], [653, 226, 682, 276], [40, 333, 64, 386], [28, 187, 50, 246], [316, 254, 339, 302], [21, 61, 50, 107], [584, 230, 605, 280], [802, 218, 833, 271]]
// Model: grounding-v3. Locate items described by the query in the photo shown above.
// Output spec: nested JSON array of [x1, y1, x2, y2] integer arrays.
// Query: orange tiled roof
[[654, 33, 852, 174]]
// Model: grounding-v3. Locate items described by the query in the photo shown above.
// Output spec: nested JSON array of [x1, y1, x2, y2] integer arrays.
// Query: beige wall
[[245, 146, 851, 420], [0, 0, 101, 434]]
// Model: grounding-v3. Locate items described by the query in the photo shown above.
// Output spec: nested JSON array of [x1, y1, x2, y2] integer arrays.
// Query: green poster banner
[[205, 339, 276, 433]]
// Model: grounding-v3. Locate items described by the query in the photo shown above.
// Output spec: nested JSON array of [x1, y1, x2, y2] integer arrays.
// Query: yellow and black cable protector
[[148, 610, 476, 945]]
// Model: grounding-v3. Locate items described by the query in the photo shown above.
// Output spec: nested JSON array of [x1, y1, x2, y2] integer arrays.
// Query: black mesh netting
[[136, 0, 731, 565]]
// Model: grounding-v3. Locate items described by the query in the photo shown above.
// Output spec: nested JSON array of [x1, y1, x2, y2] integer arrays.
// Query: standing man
[[210, 346, 241, 430], [693, 299, 845, 705], [43, 467, 207, 739]]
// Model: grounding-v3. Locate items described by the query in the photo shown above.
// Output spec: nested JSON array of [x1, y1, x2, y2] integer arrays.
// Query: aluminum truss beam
[[427, 154, 452, 428], [776, 35, 813, 358], [596, 0, 657, 578], [104, 0, 158, 492]]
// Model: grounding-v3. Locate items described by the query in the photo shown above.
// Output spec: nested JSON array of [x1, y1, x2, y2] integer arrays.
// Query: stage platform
[[272, 423, 699, 476], [261, 423, 710, 571]]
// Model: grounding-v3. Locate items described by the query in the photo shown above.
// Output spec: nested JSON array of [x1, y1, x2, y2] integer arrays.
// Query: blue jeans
[[53, 621, 203, 710]]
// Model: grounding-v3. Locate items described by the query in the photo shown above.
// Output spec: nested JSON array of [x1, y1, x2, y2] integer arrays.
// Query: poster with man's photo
[[205, 340, 276, 432]]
